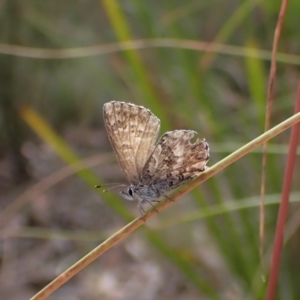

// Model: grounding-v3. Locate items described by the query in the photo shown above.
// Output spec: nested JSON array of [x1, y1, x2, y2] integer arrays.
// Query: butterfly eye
[[128, 187, 133, 196]]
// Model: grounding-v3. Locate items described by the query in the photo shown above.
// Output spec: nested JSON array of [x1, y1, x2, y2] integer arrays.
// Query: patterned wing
[[141, 130, 209, 189], [103, 101, 160, 184]]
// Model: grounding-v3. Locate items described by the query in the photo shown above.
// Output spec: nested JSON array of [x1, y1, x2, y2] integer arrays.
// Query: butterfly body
[[103, 101, 209, 214], [121, 184, 161, 203]]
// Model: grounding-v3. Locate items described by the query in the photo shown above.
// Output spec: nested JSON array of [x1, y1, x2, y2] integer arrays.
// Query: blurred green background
[[0, 1, 299, 299]]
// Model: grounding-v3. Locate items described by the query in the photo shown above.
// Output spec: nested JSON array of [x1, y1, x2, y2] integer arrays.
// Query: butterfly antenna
[[94, 183, 127, 192]]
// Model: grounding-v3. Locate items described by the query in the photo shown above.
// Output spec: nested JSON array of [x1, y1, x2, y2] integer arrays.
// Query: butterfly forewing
[[103, 101, 160, 184]]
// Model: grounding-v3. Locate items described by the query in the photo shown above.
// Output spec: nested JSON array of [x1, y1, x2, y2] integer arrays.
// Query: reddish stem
[[266, 82, 300, 299]]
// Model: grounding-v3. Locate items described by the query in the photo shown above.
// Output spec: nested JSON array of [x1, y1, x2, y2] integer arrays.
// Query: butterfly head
[[120, 186, 136, 201]]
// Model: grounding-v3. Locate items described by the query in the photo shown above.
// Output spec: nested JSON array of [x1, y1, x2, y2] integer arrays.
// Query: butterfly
[[98, 101, 209, 215]]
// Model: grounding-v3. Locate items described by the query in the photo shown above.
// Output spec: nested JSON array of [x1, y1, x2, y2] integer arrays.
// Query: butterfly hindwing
[[141, 130, 209, 189]]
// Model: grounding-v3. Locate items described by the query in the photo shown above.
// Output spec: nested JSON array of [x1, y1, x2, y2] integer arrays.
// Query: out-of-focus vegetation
[[0, 1, 299, 299]]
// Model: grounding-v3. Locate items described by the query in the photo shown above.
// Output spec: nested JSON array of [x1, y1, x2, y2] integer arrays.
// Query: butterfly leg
[[163, 194, 175, 202], [138, 199, 159, 216], [147, 199, 159, 213], [138, 203, 146, 221]]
